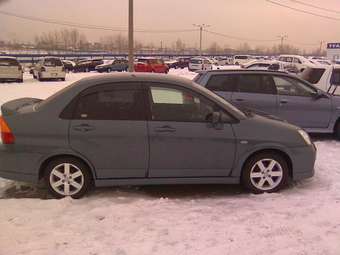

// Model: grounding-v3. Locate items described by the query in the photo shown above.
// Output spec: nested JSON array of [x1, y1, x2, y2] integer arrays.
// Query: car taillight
[[0, 116, 15, 144], [41, 67, 46, 72], [62, 66, 65, 72]]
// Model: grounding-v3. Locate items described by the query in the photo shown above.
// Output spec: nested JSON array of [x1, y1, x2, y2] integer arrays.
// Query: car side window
[[236, 74, 276, 94], [206, 75, 237, 92], [149, 85, 219, 122], [74, 85, 146, 120], [273, 76, 316, 97]]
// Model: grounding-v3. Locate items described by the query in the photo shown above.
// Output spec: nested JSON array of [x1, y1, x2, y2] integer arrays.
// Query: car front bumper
[[290, 143, 316, 181]]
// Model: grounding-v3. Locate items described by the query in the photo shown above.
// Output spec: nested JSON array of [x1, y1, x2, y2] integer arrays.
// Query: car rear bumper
[[290, 144, 316, 181], [40, 72, 65, 79], [0, 73, 23, 80], [0, 145, 41, 183]]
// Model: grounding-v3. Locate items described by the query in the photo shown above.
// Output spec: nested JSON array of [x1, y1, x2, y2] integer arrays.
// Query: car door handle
[[72, 124, 95, 132], [280, 99, 288, 104], [154, 125, 176, 133], [235, 98, 245, 102]]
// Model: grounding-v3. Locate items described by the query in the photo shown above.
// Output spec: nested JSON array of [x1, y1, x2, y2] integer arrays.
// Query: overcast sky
[[1, 0, 340, 49]]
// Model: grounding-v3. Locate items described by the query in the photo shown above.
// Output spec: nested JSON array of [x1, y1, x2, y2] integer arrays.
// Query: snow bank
[[0, 69, 339, 255]]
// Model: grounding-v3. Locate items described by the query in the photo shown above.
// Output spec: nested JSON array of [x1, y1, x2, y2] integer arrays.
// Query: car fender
[[37, 148, 97, 179], [231, 142, 293, 178]]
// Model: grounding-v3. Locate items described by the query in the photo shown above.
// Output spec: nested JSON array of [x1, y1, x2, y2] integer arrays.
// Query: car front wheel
[[44, 157, 92, 198], [241, 153, 289, 194]]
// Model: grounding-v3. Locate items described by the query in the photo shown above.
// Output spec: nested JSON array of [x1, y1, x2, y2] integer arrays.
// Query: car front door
[[231, 74, 278, 116], [273, 75, 332, 128], [69, 82, 149, 179], [146, 83, 236, 178]]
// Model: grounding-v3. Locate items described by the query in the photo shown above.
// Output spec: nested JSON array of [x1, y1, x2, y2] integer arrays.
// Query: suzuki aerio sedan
[[0, 73, 316, 198]]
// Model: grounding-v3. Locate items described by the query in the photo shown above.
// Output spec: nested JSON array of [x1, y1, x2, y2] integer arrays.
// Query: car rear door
[[273, 75, 332, 128], [69, 82, 149, 179], [231, 74, 279, 115], [145, 83, 236, 178]]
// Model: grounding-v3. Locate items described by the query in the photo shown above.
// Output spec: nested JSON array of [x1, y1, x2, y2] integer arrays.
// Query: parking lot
[[1, 69, 340, 255]]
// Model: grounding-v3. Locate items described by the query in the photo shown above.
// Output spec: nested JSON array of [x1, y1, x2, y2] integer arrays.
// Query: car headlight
[[298, 129, 312, 145]]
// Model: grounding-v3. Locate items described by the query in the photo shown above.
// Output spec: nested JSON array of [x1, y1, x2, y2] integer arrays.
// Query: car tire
[[334, 121, 340, 140], [44, 157, 93, 199], [241, 152, 289, 194], [37, 73, 42, 81], [61, 78, 65, 81]]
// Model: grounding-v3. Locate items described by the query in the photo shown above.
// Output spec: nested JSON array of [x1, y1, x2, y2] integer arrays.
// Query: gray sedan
[[0, 73, 316, 198]]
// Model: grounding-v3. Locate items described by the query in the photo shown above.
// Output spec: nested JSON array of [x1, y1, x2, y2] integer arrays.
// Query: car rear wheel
[[241, 152, 289, 194], [334, 121, 340, 140], [44, 157, 92, 198]]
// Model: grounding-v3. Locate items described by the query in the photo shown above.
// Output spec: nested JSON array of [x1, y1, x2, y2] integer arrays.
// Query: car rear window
[[0, 58, 19, 66], [234, 56, 248, 60], [300, 68, 325, 84], [190, 59, 203, 64], [44, 58, 63, 66]]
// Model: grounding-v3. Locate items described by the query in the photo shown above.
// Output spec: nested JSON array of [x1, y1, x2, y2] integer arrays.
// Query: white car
[[278, 55, 311, 73], [242, 60, 285, 71], [188, 57, 213, 72], [33, 57, 66, 81], [0, 57, 23, 83], [233, 55, 252, 65], [299, 64, 340, 94]]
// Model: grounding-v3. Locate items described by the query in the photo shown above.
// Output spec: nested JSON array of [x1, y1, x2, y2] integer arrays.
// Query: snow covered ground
[[0, 68, 340, 255]]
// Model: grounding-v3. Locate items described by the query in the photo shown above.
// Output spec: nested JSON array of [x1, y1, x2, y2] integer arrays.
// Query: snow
[[0, 68, 340, 255]]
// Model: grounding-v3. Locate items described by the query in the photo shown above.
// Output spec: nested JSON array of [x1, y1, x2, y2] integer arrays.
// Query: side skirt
[[95, 177, 240, 187]]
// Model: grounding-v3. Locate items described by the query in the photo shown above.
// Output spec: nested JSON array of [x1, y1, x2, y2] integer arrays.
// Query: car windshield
[[44, 58, 63, 66], [300, 68, 326, 84], [0, 58, 19, 66]]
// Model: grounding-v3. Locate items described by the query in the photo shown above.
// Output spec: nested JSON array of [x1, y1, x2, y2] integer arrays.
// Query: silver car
[[0, 57, 23, 83], [33, 57, 66, 81]]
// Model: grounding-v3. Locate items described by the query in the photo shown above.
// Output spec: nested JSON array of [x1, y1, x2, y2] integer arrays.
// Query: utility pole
[[128, 0, 134, 72], [277, 34, 288, 50], [319, 41, 324, 53], [193, 24, 210, 56]]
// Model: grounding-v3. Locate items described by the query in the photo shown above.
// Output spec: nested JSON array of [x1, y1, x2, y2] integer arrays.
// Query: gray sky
[[1, 0, 340, 50]]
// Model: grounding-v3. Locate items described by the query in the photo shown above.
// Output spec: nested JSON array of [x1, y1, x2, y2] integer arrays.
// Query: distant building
[[327, 43, 340, 61]]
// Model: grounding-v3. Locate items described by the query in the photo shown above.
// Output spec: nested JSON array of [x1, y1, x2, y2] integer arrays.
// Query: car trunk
[[1, 98, 42, 116]]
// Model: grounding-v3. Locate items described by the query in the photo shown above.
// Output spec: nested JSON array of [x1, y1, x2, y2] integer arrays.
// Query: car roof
[[197, 69, 289, 75], [78, 72, 195, 87], [0, 56, 18, 60]]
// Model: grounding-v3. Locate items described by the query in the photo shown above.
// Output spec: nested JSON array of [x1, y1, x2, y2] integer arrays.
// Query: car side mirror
[[312, 90, 327, 100], [211, 111, 221, 124]]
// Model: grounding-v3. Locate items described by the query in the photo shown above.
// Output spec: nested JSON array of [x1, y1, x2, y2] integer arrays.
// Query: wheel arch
[[38, 153, 96, 181], [237, 148, 293, 179]]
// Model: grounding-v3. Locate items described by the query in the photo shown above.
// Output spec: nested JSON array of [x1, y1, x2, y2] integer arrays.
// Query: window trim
[[271, 74, 318, 98], [59, 82, 148, 121], [144, 82, 237, 123]]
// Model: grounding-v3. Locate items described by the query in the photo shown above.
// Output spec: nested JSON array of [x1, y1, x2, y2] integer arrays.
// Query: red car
[[134, 58, 169, 73]]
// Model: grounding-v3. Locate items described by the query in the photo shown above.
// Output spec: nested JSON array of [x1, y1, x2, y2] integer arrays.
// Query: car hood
[[233, 114, 306, 147]]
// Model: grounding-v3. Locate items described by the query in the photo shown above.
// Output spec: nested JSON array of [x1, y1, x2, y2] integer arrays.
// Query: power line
[[266, 0, 340, 21], [290, 0, 340, 15], [0, 10, 198, 33], [204, 29, 280, 42]]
